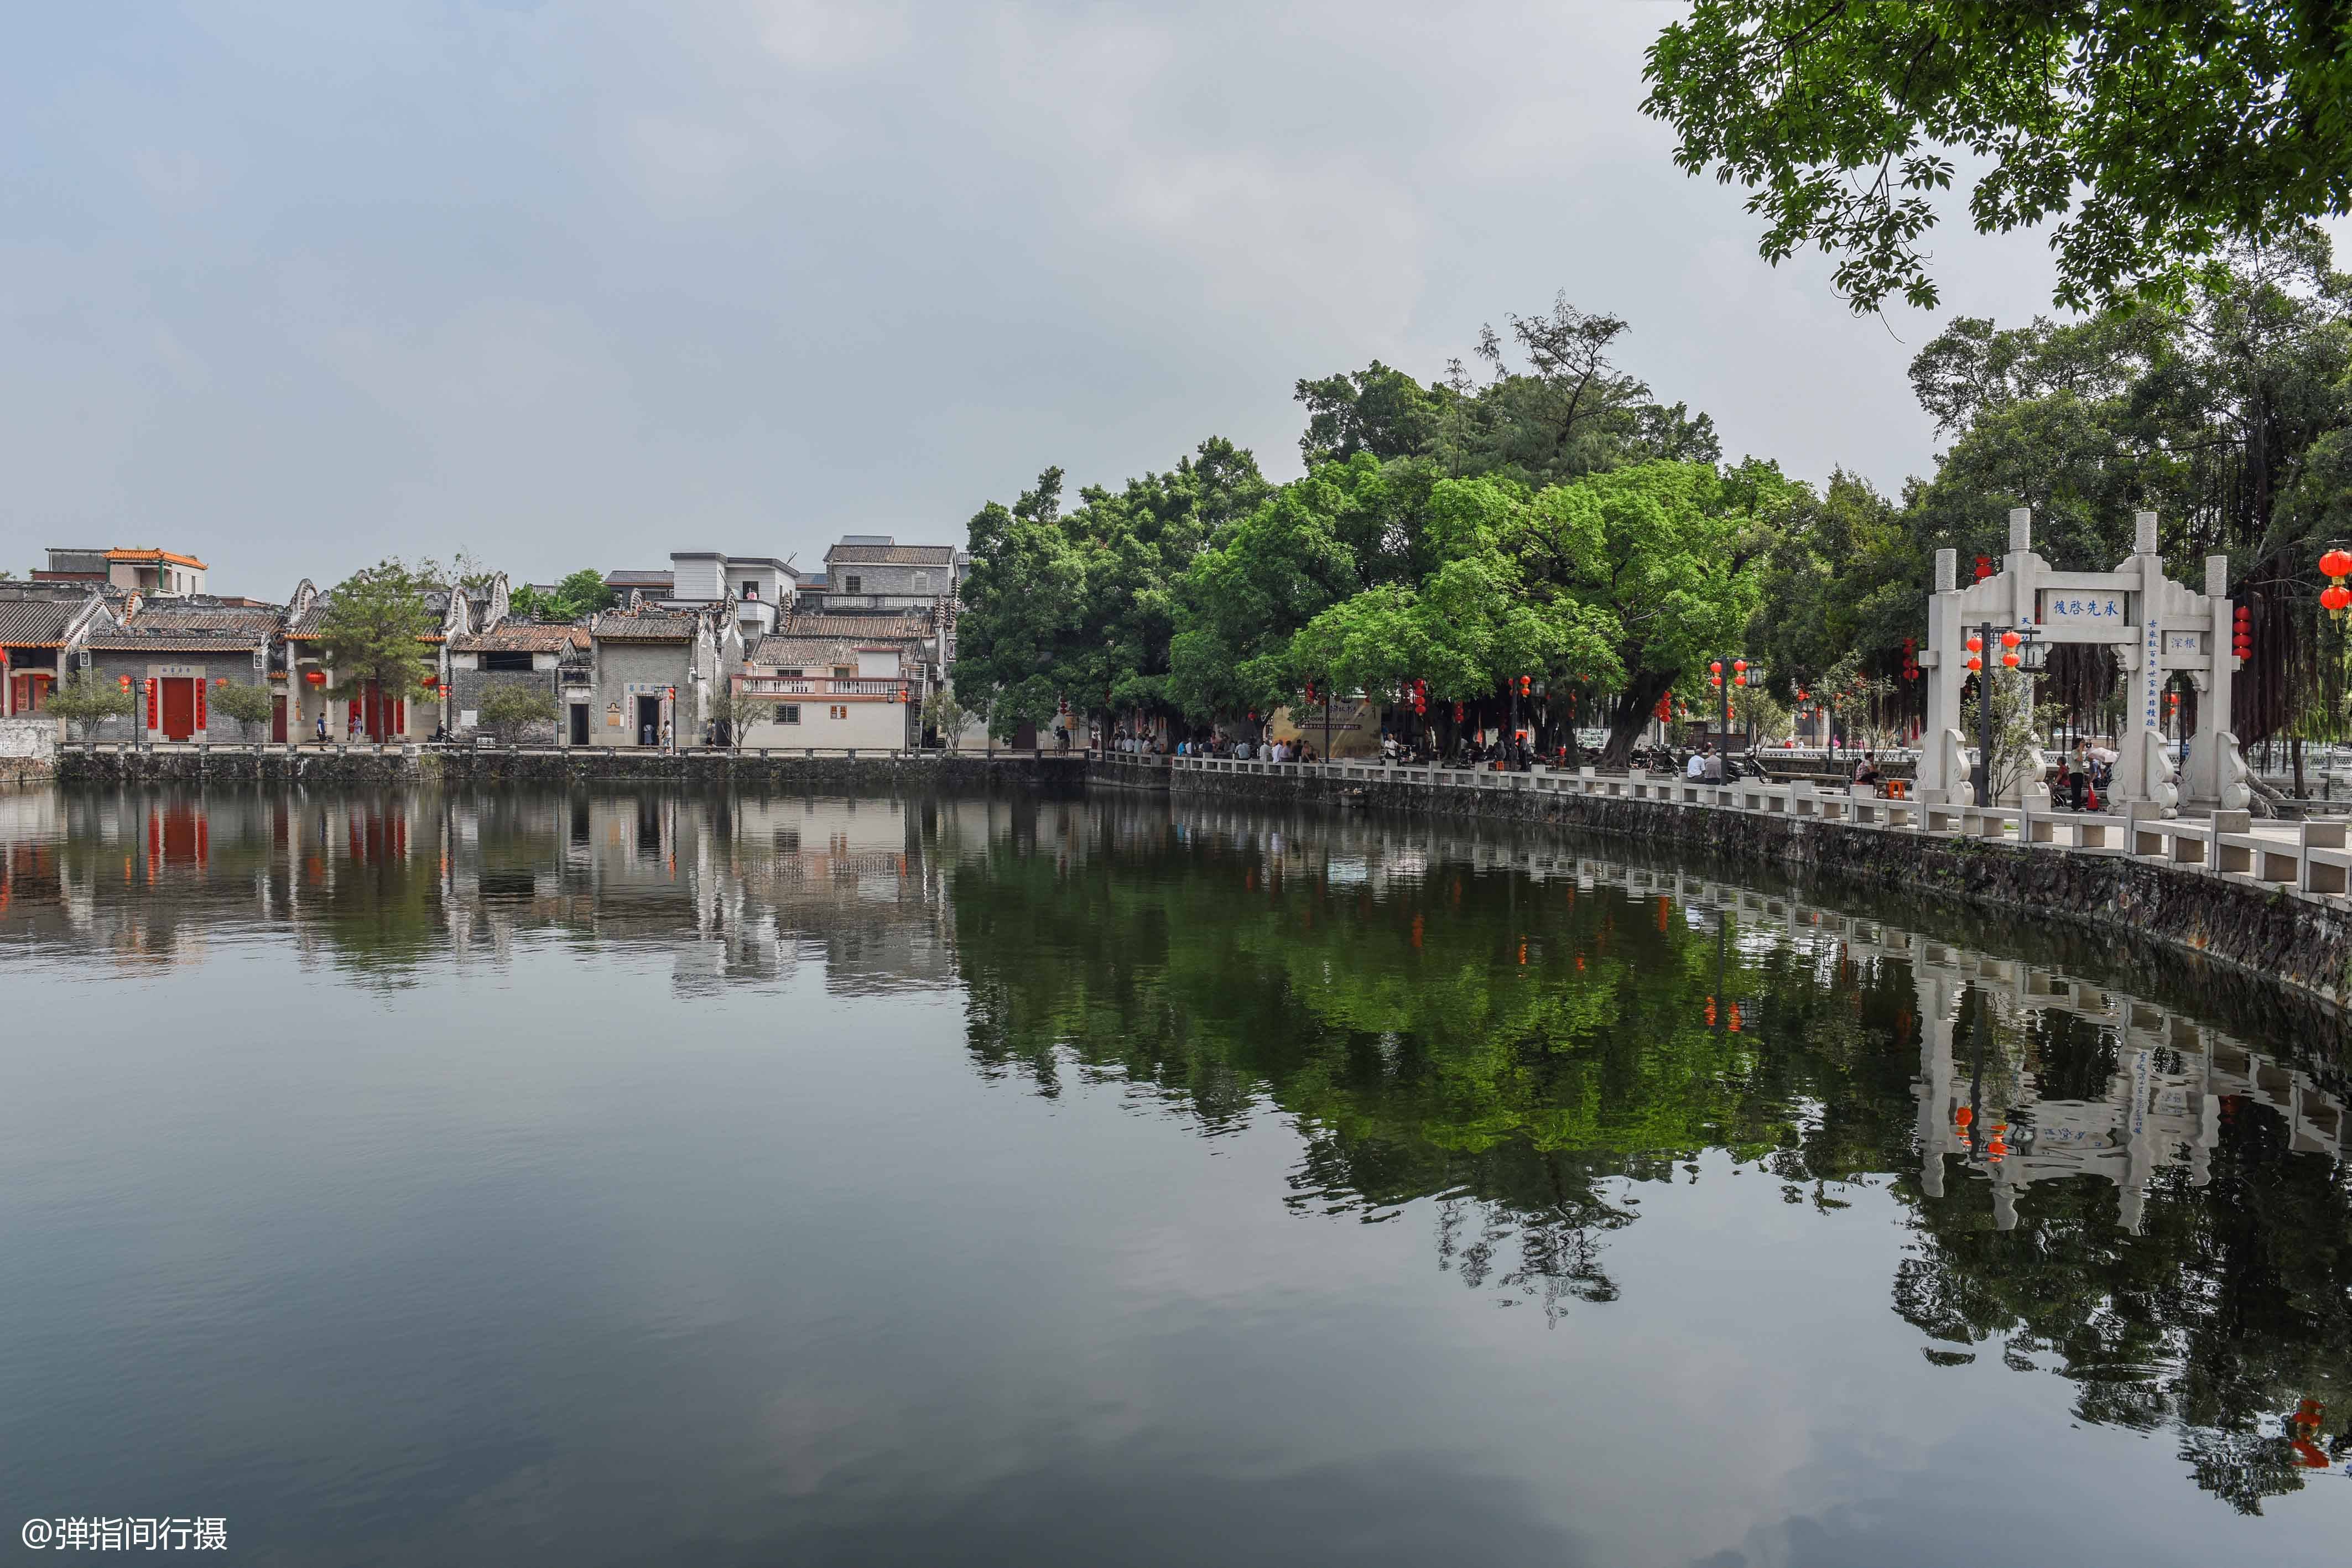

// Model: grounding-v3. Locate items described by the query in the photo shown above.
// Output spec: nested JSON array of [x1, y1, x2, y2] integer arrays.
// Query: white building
[[729, 618, 928, 752]]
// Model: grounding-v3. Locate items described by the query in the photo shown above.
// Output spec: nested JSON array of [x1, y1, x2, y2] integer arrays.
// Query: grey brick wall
[[78, 649, 274, 742], [589, 642, 695, 747], [451, 665, 563, 744]]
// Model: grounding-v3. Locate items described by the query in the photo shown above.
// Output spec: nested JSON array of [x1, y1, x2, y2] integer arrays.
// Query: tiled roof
[[825, 543, 957, 566], [124, 604, 282, 637], [781, 611, 931, 640], [750, 635, 861, 667], [106, 548, 209, 568], [83, 635, 267, 654], [606, 570, 675, 587], [798, 574, 830, 590], [285, 593, 446, 639], [0, 599, 84, 645], [594, 611, 700, 642], [451, 623, 590, 653]]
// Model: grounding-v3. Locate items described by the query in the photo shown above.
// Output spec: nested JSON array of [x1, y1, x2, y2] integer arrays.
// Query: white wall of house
[[736, 696, 909, 751]]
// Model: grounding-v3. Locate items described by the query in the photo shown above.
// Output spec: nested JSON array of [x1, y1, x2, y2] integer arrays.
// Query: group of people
[[1175, 734, 1318, 762], [1380, 731, 1544, 770]]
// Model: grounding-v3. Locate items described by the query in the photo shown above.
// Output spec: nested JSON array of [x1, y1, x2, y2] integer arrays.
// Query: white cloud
[[752, 0, 909, 69]]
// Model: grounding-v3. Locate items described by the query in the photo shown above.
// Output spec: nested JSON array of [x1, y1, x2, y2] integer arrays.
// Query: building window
[[829, 705, 847, 720], [741, 582, 758, 600], [912, 571, 929, 594], [776, 704, 800, 724], [842, 575, 862, 593], [483, 651, 533, 671]]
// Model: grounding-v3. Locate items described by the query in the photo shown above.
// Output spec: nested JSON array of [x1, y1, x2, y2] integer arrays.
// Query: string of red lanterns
[[2322, 546, 2352, 621]]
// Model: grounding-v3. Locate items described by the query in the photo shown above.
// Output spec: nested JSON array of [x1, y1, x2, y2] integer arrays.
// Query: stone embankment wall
[[1, 716, 60, 790], [56, 744, 1085, 796], [1173, 766, 2352, 1012]]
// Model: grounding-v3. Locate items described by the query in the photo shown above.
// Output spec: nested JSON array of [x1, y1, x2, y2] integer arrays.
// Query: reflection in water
[[2, 783, 2349, 1551], [948, 798, 2352, 1513]]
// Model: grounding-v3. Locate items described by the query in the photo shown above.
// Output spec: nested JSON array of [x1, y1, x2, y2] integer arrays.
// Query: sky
[[0, 1, 2272, 598]]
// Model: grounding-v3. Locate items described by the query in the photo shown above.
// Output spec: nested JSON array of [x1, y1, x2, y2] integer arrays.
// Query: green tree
[[1643, 2, 2352, 314], [1294, 361, 1453, 465], [511, 569, 616, 623], [957, 439, 1274, 741], [1299, 300, 1721, 488], [44, 671, 135, 738], [209, 682, 277, 740], [955, 467, 1090, 741], [475, 683, 556, 743], [1169, 454, 1432, 722], [1290, 476, 1620, 718], [318, 560, 439, 704], [1525, 460, 1798, 763], [920, 686, 971, 749]]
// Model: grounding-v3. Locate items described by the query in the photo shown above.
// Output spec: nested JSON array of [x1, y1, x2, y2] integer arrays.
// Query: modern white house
[[727, 613, 935, 751]]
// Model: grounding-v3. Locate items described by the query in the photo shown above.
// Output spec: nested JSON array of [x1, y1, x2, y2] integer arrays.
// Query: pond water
[[2, 785, 2348, 1567]]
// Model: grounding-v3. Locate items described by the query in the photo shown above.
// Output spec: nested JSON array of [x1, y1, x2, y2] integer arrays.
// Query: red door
[[160, 678, 196, 741], [271, 694, 288, 742]]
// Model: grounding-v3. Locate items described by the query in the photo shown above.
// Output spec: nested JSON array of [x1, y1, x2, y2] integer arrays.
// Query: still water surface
[[2, 785, 2349, 1566]]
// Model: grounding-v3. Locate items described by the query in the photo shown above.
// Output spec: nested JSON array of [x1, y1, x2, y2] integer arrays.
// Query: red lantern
[[2325, 585, 2352, 614], [1732, 659, 1747, 673], [117, 674, 132, 692], [1709, 673, 1723, 687], [1965, 633, 1983, 653], [1965, 655, 1982, 673], [2000, 630, 2021, 649], [1974, 555, 1994, 582], [2322, 548, 2352, 580], [213, 677, 228, 687], [1518, 674, 1531, 696], [2001, 650, 2020, 668], [304, 670, 326, 686], [1709, 660, 1722, 675]]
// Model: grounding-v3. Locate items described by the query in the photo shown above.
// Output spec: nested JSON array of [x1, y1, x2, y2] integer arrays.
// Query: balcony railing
[[733, 676, 908, 699]]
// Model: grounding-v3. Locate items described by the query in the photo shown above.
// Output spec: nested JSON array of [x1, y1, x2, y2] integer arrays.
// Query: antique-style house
[[282, 574, 507, 741], [77, 596, 284, 742], [447, 621, 589, 742], [584, 602, 742, 747], [0, 587, 112, 716]]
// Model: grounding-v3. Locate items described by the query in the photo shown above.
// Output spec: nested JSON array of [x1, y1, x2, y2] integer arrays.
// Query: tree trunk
[[1601, 671, 1675, 767]]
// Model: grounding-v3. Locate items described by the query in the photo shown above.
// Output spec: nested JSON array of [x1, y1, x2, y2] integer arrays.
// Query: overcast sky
[[0, 2, 2264, 598]]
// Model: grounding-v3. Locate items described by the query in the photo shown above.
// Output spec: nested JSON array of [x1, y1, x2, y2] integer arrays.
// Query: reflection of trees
[[949, 805, 2351, 1507], [948, 815, 1925, 1313]]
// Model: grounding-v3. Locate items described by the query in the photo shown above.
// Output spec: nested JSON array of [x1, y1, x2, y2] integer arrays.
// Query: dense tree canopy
[[316, 559, 439, 701], [511, 568, 617, 623], [958, 439, 1273, 739], [1643, 2, 2352, 314]]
